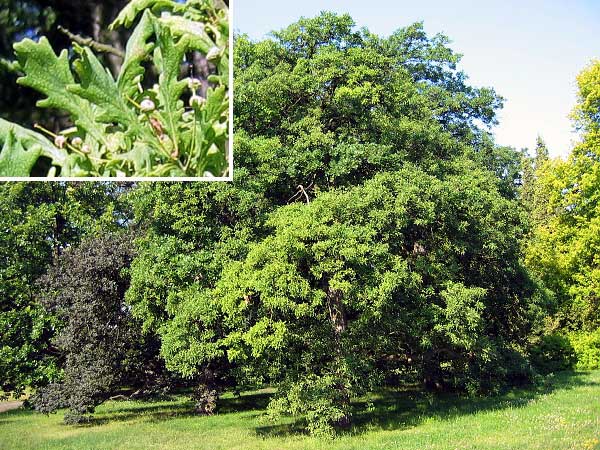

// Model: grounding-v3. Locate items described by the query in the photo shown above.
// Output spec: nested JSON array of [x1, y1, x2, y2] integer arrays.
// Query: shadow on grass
[[255, 371, 597, 438], [87, 402, 198, 426], [79, 391, 275, 426], [6, 371, 595, 437], [218, 391, 272, 414]]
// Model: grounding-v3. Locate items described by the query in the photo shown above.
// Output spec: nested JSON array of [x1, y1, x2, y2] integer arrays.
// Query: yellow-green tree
[[525, 60, 600, 331]]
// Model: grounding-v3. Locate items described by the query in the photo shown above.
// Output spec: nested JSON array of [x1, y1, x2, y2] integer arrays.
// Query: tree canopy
[[124, 12, 538, 434]]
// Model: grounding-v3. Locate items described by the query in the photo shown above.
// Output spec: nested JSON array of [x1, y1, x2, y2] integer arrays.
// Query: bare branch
[[58, 26, 124, 58], [298, 185, 311, 204]]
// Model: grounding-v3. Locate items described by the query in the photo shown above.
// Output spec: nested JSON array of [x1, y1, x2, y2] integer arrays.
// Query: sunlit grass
[[1, 371, 599, 450]]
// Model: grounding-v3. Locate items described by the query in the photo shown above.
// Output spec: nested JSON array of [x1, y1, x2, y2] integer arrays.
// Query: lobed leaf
[[158, 15, 215, 54], [68, 46, 138, 127], [0, 127, 42, 176], [152, 18, 187, 156], [14, 37, 77, 113], [110, 0, 181, 29], [3, 0, 230, 177], [0, 118, 67, 175], [118, 10, 155, 99], [14, 37, 108, 146]]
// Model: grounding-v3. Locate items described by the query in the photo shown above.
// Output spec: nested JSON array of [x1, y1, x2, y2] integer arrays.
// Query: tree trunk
[[193, 367, 220, 415], [90, 2, 125, 77], [91, 3, 103, 42], [327, 286, 351, 428], [327, 286, 347, 336]]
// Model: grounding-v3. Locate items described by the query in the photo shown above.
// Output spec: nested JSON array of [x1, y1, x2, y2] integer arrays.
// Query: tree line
[[0, 12, 599, 435]]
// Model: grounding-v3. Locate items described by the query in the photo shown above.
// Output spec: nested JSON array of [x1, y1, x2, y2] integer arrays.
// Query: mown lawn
[[1, 371, 599, 450]]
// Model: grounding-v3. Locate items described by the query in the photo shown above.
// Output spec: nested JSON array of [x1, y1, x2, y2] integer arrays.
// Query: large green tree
[[213, 163, 535, 432], [126, 13, 537, 434]]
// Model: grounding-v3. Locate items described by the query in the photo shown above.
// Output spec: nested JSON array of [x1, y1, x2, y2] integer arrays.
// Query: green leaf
[[67, 46, 139, 128], [5, 0, 229, 177], [110, 142, 156, 175], [0, 118, 67, 173], [110, 0, 180, 29], [153, 18, 187, 156], [14, 37, 107, 146], [118, 10, 155, 99], [158, 15, 216, 54], [0, 127, 41, 176], [14, 37, 84, 116]]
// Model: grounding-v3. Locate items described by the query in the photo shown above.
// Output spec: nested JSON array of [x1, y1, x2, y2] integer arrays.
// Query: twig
[[287, 181, 315, 204], [287, 189, 302, 203], [58, 26, 124, 58], [298, 184, 311, 204]]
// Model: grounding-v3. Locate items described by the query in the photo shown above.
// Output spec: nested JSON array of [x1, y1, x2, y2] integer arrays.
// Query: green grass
[[1, 371, 599, 450]]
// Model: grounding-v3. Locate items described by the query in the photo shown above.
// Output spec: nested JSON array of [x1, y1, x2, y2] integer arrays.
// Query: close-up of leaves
[[0, 0, 229, 177]]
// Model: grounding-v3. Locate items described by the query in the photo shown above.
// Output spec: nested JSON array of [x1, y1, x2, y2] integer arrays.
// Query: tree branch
[[298, 185, 311, 204], [58, 26, 124, 58]]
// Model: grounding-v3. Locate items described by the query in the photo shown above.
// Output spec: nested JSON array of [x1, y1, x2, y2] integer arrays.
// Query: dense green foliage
[[523, 61, 600, 329], [528, 334, 576, 375], [124, 13, 540, 434], [0, 183, 127, 397], [568, 330, 600, 370], [520, 60, 600, 377], [0, 0, 229, 177], [213, 164, 537, 431]]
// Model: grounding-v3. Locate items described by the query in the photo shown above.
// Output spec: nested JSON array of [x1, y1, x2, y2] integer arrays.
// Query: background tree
[[524, 60, 600, 332], [32, 231, 174, 424], [0, 182, 130, 397]]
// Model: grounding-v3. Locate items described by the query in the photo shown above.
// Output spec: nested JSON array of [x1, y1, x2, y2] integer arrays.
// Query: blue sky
[[234, 0, 600, 157]]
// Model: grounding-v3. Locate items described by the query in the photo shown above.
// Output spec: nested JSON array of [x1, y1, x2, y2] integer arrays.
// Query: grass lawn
[[1, 371, 599, 450]]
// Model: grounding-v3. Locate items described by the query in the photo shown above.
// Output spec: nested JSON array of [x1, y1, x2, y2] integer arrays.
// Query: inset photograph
[[0, 0, 231, 179]]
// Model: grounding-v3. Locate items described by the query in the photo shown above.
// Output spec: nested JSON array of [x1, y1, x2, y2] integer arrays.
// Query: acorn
[[189, 95, 205, 108], [140, 98, 156, 113], [206, 46, 220, 61], [72, 137, 83, 148], [187, 77, 202, 90], [54, 135, 66, 148]]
